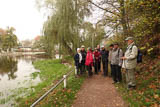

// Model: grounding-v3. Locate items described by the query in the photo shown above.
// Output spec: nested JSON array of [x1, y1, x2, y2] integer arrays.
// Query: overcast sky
[[0, 0, 47, 41], [0, 0, 103, 41]]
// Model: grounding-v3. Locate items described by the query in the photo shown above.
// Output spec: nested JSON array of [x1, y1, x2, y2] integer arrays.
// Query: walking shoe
[[112, 81, 117, 84], [131, 86, 136, 89], [128, 85, 136, 90]]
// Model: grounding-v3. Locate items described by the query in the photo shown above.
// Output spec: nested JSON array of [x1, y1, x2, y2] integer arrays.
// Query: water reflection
[[0, 57, 18, 80], [0, 55, 44, 107]]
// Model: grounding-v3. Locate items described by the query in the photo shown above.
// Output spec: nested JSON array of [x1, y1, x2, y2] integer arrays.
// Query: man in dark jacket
[[81, 45, 87, 73], [100, 45, 109, 76]]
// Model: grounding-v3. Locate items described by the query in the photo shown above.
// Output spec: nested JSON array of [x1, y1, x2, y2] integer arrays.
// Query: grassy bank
[[17, 59, 86, 107], [116, 58, 160, 107]]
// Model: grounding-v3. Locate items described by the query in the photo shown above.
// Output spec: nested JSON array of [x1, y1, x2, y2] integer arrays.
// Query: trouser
[[87, 66, 92, 76], [110, 64, 113, 77], [125, 69, 136, 87], [94, 61, 99, 74], [102, 61, 108, 76], [118, 66, 122, 82], [76, 64, 82, 75], [81, 63, 86, 73], [98, 61, 101, 72], [112, 65, 122, 82]]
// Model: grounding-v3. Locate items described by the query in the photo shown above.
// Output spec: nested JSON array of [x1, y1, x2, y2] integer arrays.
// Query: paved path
[[72, 73, 126, 107]]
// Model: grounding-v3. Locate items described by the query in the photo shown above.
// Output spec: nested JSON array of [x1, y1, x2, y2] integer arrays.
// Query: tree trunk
[[119, 0, 128, 38]]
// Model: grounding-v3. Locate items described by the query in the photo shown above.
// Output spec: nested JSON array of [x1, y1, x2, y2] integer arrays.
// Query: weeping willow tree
[[80, 21, 105, 49], [38, 0, 92, 57]]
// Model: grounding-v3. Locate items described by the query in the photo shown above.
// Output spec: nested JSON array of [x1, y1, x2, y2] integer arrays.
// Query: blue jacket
[[74, 53, 81, 66]]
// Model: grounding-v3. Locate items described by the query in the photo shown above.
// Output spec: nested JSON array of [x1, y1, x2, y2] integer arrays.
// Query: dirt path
[[72, 73, 126, 107]]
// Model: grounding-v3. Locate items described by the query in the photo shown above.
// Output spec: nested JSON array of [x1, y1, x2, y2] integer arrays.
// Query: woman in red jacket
[[93, 48, 101, 74], [85, 47, 93, 77]]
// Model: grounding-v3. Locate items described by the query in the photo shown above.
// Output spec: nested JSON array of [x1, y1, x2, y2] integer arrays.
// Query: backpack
[[130, 45, 143, 63], [118, 48, 124, 57], [137, 50, 143, 63]]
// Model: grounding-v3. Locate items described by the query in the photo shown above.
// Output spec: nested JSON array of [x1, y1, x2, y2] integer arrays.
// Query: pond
[[0, 56, 44, 107]]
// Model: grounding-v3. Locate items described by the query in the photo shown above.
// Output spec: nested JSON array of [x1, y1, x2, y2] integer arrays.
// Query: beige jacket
[[122, 42, 138, 69], [108, 50, 113, 63]]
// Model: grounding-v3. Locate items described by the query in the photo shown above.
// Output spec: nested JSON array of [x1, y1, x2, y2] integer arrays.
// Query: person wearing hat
[[121, 37, 138, 89], [110, 43, 123, 83], [81, 45, 87, 74], [74, 48, 82, 75], [93, 48, 101, 74], [100, 45, 109, 77], [85, 47, 94, 77]]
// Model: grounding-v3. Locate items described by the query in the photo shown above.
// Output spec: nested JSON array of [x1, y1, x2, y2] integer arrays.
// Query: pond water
[[0, 56, 44, 107]]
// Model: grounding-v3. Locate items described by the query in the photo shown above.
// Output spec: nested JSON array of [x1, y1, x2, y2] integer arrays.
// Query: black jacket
[[81, 50, 87, 64], [100, 50, 109, 62]]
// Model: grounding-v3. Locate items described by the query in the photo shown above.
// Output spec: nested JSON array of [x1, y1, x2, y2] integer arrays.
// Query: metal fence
[[30, 69, 75, 107]]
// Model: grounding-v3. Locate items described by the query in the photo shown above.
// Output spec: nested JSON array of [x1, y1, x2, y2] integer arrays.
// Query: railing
[[30, 68, 77, 107]]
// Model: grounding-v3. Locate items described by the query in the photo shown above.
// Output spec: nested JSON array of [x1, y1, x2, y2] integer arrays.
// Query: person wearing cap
[[108, 44, 114, 77], [81, 45, 87, 74], [100, 45, 109, 77], [121, 37, 138, 89], [93, 48, 101, 74], [74, 48, 82, 75], [85, 47, 94, 77], [111, 43, 123, 83]]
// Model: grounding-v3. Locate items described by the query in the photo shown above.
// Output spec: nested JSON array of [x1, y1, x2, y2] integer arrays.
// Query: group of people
[[74, 45, 109, 77], [74, 37, 138, 90]]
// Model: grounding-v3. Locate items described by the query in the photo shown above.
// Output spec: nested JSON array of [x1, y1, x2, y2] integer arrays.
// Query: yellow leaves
[[154, 94, 159, 99], [146, 43, 150, 47], [147, 48, 153, 53], [139, 1, 145, 5], [140, 47, 146, 50], [154, 94, 160, 103]]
